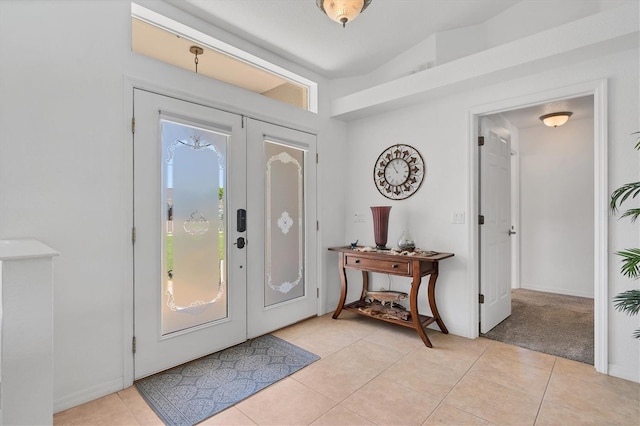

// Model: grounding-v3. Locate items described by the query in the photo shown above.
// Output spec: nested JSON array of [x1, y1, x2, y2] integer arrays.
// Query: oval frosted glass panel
[[265, 141, 305, 306], [161, 120, 228, 335]]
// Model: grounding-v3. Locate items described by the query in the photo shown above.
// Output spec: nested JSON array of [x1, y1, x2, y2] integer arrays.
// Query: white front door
[[246, 119, 318, 338], [480, 117, 512, 333], [133, 89, 247, 379]]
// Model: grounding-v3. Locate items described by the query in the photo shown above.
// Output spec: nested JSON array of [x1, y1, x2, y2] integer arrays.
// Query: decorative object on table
[[364, 290, 408, 306], [370, 206, 392, 249], [350, 239, 359, 249], [135, 334, 319, 426], [353, 246, 438, 256], [373, 144, 425, 200], [397, 229, 415, 251], [356, 300, 410, 321]]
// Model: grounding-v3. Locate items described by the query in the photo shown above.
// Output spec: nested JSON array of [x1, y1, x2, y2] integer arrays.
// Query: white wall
[[342, 47, 639, 382], [484, 0, 634, 48], [0, 0, 347, 412], [519, 117, 594, 297], [0, 0, 637, 414], [0, 1, 132, 409]]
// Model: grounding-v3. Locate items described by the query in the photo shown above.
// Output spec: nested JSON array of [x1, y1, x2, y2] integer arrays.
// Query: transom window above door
[[131, 3, 318, 113]]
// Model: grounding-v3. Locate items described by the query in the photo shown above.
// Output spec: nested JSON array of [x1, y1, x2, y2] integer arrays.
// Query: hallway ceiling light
[[539, 111, 573, 128], [316, 0, 372, 28]]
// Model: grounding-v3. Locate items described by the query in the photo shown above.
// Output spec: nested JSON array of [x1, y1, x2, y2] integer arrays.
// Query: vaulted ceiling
[[166, 0, 520, 79]]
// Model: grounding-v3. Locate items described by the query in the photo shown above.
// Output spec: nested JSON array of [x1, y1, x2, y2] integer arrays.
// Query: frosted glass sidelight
[[161, 120, 228, 335], [264, 141, 305, 306]]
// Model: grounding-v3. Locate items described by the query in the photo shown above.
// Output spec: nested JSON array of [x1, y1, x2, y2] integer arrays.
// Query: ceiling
[[159, 0, 596, 124], [166, 0, 520, 79], [498, 96, 594, 129]]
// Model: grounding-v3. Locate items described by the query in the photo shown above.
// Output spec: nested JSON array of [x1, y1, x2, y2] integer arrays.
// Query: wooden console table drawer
[[345, 255, 411, 275]]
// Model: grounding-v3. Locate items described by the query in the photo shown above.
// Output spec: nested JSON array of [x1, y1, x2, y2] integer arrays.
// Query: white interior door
[[246, 119, 318, 338], [133, 89, 247, 379], [480, 118, 512, 333]]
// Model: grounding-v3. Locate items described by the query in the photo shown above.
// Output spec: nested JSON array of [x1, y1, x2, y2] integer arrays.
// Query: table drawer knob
[[392, 264, 399, 269], [354, 259, 360, 264]]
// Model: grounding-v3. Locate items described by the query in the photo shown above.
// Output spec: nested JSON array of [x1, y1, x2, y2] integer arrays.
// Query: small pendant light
[[189, 46, 204, 73]]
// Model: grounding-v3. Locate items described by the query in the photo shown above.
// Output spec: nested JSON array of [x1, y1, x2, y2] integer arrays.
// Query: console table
[[328, 246, 454, 347]]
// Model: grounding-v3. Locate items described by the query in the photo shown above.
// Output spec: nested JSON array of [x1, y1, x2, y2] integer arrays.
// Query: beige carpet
[[482, 289, 594, 364]]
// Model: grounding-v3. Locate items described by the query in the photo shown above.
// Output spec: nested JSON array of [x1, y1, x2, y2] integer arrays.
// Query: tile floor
[[54, 312, 640, 425]]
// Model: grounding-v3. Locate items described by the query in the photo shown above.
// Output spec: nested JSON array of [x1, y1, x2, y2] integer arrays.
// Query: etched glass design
[[161, 120, 227, 335], [265, 141, 305, 306]]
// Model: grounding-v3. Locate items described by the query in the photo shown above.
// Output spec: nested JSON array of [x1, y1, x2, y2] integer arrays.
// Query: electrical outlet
[[353, 212, 366, 223]]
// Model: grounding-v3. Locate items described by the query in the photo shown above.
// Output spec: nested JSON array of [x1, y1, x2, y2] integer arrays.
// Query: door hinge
[[479, 215, 485, 225], [479, 294, 485, 304], [131, 227, 137, 244], [317, 288, 320, 298], [132, 336, 137, 354], [316, 221, 319, 231], [316, 153, 319, 164], [478, 136, 484, 146], [131, 117, 135, 134]]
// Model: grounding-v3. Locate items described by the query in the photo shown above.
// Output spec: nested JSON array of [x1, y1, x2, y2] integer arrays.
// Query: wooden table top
[[328, 246, 454, 262]]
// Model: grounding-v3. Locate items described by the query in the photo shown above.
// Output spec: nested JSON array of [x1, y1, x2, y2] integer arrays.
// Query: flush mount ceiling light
[[316, 0, 373, 27], [539, 111, 573, 128]]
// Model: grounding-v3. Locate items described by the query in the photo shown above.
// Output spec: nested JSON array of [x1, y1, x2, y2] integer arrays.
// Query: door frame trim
[[467, 79, 608, 373]]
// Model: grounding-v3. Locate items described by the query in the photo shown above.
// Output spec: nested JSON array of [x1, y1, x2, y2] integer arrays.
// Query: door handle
[[508, 230, 517, 235], [234, 237, 246, 249]]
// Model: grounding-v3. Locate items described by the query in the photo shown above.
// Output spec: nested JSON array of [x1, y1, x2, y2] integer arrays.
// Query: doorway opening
[[482, 95, 595, 364], [470, 80, 608, 373]]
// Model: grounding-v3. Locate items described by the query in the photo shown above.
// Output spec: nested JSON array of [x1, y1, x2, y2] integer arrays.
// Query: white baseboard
[[609, 363, 640, 384], [427, 323, 473, 339], [54, 377, 124, 413], [520, 284, 593, 299]]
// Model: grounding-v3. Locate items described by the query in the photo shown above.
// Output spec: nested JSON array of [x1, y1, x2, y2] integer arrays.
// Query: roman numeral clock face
[[374, 144, 425, 200]]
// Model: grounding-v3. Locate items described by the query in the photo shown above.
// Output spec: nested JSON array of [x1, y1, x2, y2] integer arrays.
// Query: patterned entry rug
[[135, 334, 319, 426]]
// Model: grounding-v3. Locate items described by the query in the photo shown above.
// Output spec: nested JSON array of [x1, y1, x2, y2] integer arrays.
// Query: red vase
[[370, 206, 392, 250]]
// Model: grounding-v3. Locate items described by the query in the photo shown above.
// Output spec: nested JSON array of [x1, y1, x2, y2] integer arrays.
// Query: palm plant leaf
[[616, 248, 640, 279], [613, 290, 640, 315], [610, 181, 640, 213], [612, 133, 640, 339], [620, 208, 640, 223]]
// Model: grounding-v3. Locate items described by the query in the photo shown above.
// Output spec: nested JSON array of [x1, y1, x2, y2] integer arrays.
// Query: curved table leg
[[427, 265, 448, 334], [332, 252, 348, 319], [410, 266, 432, 347], [360, 270, 369, 300]]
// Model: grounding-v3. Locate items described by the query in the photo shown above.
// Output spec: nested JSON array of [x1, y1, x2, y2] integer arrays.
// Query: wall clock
[[373, 144, 425, 200]]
